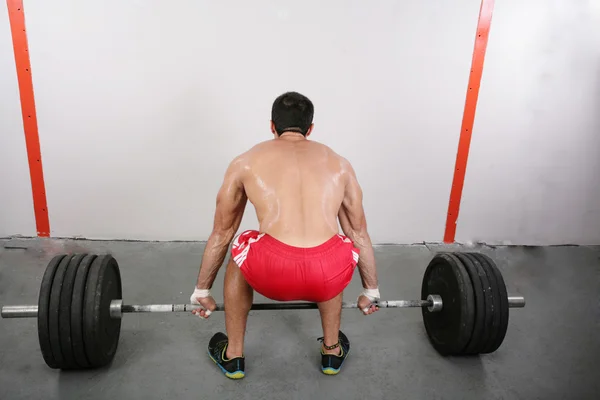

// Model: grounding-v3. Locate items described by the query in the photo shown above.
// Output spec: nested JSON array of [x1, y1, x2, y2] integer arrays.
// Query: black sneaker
[[318, 330, 350, 375], [207, 332, 245, 379]]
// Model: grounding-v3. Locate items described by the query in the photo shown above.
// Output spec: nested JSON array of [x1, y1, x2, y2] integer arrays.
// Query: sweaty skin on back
[[241, 135, 346, 247]]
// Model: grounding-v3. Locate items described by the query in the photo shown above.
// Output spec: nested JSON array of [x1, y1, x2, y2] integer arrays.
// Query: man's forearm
[[352, 232, 378, 289], [196, 232, 233, 289]]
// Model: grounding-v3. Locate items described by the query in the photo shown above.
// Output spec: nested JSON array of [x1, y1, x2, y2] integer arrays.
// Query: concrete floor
[[0, 238, 598, 400]]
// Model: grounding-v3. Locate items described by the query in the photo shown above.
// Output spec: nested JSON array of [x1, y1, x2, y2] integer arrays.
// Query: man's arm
[[195, 157, 248, 289], [337, 160, 378, 289]]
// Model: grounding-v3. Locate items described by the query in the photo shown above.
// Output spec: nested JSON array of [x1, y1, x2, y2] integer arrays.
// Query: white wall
[[22, 0, 481, 242], [0, 7, 36, 238], [8, 1, 597, 244], [456, 0, 600, 245]]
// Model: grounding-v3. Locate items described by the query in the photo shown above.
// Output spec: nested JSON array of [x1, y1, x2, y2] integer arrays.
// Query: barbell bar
[[1, 294, 526, 319], [1, 297, 442, 319], [0, 251, 526, 370]]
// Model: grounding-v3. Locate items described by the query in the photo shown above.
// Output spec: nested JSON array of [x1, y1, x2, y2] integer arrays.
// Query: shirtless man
[[190, 92, 380, 379]]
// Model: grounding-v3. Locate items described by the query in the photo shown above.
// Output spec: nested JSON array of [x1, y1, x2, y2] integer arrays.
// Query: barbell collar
[[110, 299, 123, 319], [427, 294, 443, 312]]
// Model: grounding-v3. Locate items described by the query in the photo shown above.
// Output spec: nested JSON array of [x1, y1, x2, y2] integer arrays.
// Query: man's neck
[[278, 131, 306, 141]]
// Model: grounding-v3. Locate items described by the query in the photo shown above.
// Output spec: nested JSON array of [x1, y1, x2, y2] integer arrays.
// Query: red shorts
[[231, 230, 360, 303]]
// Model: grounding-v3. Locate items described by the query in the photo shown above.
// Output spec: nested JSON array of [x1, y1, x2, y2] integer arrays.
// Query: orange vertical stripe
[[444, 0, 494, 243], [6, 0, 50, 237]]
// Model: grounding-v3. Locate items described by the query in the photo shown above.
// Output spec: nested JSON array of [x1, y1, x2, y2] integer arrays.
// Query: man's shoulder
[[306, 140, 348, 160], [315, 142, 352, 167], [225, 141, 271, 171]]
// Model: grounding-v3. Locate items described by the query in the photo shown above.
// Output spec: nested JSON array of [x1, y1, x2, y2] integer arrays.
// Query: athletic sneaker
[[207, 332, 245, 379], [318, 330, 350, 375]]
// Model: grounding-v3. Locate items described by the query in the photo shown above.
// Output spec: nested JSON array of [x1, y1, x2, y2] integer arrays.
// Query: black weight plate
[[71, 254, 96, 368], [421, 253, 475, 355], [49, 254, 75, 368], [83, 255, 123, 368], [471, 253, 501, 353], [58, 253, 87, 369], [463, 253, 494, 354], [38, 254, 67, 369], [479, 254, 509, 353], [453, 253, 485, 355]]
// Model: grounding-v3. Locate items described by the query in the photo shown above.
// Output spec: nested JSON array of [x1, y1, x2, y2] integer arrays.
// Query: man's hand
[[190, 287, 217, 319], [357, 287, 381, 316]]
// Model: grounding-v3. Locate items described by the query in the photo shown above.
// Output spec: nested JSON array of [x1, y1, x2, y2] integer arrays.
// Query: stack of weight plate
[[37, 254, 123, 369], [421, 252, 509, 355]]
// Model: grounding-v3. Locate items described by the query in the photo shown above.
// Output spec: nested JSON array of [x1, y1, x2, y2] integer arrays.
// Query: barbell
[[0, 251, 525, 370]]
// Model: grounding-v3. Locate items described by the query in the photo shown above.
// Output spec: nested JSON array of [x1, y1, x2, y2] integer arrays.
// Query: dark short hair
[[271, 92, 314, 136]]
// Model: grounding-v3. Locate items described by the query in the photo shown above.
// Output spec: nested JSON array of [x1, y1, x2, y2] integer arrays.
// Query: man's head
[[270, 91, 314, 137]]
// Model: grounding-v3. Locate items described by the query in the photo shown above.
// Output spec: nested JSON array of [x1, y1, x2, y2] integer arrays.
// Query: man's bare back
[[234, 135, 349, 247]]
